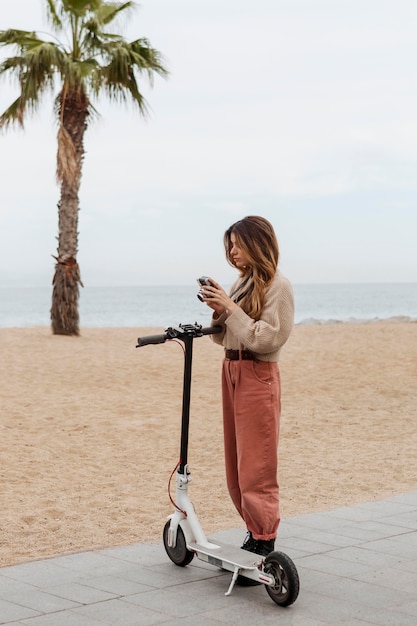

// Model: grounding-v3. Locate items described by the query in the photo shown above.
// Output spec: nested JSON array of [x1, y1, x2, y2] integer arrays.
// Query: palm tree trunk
[[51, 86, 88, 335]]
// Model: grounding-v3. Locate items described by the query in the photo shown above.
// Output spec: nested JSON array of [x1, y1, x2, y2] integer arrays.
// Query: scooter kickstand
[[225, 567, 240, 596]]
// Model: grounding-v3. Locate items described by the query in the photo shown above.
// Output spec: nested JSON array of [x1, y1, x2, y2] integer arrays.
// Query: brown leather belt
[[225, 349, 255, 361]]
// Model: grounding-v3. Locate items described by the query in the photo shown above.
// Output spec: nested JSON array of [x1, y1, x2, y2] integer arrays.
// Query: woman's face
[[230, 233, 250, 268]]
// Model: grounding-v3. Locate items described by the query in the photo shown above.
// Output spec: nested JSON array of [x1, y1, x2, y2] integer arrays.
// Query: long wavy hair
[[224, 215, 279, 320]]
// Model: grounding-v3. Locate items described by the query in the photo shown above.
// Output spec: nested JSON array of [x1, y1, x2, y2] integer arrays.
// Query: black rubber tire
[[263, 551, 300, 607], [163, 520, 194, 566]]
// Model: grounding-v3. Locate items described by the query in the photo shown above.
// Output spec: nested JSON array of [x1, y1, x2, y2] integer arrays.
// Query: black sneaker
[[241, 531, 257, 552], [241, 532, 275, 557], [237, 533, 275, 586], [254, 538, 275, 557]]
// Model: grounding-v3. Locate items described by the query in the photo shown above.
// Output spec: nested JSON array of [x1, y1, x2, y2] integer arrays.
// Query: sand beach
[[1, 321, 416, 567]]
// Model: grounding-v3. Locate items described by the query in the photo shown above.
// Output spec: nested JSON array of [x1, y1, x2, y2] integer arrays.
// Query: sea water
[[0, 283, 416, 328]]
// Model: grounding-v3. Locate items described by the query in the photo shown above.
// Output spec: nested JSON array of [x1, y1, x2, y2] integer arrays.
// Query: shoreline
[[1, 321, 417, 567], [0, 314, 416, 331]]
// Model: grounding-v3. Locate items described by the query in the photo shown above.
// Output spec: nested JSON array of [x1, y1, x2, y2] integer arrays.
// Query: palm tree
[[0, 0, 167, 335]]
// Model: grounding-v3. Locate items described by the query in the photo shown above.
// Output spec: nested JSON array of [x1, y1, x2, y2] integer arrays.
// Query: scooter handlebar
[[136, 332, 169, 347], [200, 325, 222, 336], [136, 323, 221, 348]]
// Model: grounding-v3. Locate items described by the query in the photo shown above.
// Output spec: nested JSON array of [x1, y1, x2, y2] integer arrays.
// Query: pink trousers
[[222, 358, 281, 541]]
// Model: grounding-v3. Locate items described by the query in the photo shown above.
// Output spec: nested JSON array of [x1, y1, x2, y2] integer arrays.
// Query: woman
[[199, 216, 294, 560]]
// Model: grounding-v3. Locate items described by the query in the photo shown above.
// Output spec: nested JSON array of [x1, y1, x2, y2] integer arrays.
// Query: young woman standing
[[199, 215, 294, 561]]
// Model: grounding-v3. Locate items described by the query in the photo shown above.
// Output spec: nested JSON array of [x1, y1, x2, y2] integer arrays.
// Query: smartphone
[[197, 276, 213, 301], [197, 276, 212, 287]]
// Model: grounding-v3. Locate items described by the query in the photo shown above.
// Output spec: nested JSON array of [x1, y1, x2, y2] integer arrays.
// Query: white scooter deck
[[187, 540, 274, 595]]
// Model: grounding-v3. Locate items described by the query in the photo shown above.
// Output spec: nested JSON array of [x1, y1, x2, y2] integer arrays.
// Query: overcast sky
[[1, 0, 416, 287]]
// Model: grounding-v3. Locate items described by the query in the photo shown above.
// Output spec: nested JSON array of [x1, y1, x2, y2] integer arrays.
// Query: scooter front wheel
[[263, 551, 300, 607], [163, 520, 195, 566]]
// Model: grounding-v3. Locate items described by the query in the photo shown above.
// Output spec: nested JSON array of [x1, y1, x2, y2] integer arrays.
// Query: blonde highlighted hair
[[224, 215, 279, 320]]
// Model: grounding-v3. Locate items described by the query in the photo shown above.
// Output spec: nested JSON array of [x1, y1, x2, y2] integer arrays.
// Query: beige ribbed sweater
[[211, 270, 295, 362]]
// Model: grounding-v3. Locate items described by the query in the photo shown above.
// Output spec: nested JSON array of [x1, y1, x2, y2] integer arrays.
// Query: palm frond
[[93, 36, 167, 81], [102, 69, 148, 115], [129, 38, 168, 80], [0, 34, 69, 128], [61, 0, 101, 18], [98, 2, 136, 26], [45, 0, 63, 31], [0, 96, 25, 128], [1, 0, 168, 129], [0, 29, 42, 50]]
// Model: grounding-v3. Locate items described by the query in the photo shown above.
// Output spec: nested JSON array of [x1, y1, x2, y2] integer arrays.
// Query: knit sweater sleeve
[[220, 272, 294, 361], [210, 310, 227, 346], [209, 277, 240, 347]]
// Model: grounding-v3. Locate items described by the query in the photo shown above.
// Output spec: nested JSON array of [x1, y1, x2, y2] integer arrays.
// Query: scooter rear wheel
[[263, 551, 300, 606], [163, 520, 195, 566]]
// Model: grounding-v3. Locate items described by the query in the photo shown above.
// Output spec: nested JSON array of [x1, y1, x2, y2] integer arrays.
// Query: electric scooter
[[136, 322, 299, 607]]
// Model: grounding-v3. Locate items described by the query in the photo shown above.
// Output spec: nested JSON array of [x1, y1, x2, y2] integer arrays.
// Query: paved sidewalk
[[1, 491, 416, 625]]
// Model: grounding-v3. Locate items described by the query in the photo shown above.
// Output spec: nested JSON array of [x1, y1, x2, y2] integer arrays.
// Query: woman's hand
[[199, 278, 238, 316]]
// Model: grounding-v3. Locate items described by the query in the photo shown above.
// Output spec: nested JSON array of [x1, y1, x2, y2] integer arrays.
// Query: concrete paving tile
[[296, 565, 342, 590], [46, 550, 135, 574], [348, 606, 417, 626], [328, 499, 417, 523], [281, 588, 361, 623], [394, 596, 417, 618], [120, 560, 227, 589], [292, 528, 362, 548], [284, 512, 352, 531], [271, 521, 308, 538], [0, 598, 40, 624], [276, 545, 313, 559], [387, 530, 417, 544], [358, 500, 416, 516], [69, 597, 173, 624], [352, 565, 417, 593], [395, 558, 417, 574], [324, 522, 387, 545], [370, 509, 417, 530], [0, 576, 40, 599], [304, 616, 370, 626], [326, 504, 392, 523], [318, 575, 414, 611], [342, 520, 408, 541], [308, 597, 379, 624], [46, 581, 117, 604], [6, 588, 80, 614], [72, 554, 153, 578], [155, 615, 227, 625], [98, 542, 165, 566], [391, 492, 417, 506], [323, 545, 403, 568], [378, 513, 417, 530], [97, 563, 185, 589], [275, 536, 340, 555], [203, 592, 325, 625], [362, 537, 417, 559], [121, 578, 244, 618], [296, 552, 373, 578], [20, 609, 110, 625], [1, 560, 79, 587], [80, 574, 154, 596]]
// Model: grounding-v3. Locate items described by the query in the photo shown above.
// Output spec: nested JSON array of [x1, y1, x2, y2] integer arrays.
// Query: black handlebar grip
[[200, 325, 222, 336], [136, 333, 168, 347]]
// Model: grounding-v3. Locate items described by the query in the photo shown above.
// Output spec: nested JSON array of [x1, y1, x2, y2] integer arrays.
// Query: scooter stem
[[178, 333, 193, 474]]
